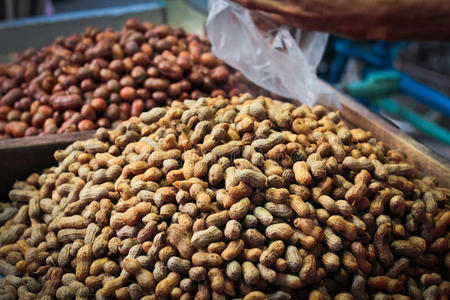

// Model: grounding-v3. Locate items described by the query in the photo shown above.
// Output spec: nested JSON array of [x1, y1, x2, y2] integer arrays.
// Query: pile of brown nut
[[0, 19, 266, 138], [0, 95, 448, 300]]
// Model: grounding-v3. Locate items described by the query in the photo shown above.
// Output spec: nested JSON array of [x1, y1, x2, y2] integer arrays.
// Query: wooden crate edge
[[329, 83, 450, 187]]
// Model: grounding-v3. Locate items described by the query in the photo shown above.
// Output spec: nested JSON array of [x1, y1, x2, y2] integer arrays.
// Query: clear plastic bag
[[206, 0, 339, 107]]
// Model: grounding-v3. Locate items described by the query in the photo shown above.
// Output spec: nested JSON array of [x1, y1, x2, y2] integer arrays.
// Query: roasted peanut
[[0, 94, 448, 300]]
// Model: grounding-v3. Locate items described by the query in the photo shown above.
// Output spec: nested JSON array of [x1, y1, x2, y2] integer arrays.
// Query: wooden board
[[0, 87, 448, 200], [333, 86, 450, 187], [0, 131, 94, 194]]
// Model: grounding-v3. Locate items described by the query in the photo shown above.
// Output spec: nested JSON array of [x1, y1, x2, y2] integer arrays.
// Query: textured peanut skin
[[155, 272, 181, 297], [0, 95, 448, 300]]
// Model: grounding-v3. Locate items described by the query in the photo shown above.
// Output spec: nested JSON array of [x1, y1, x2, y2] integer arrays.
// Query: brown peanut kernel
[[0, 20, 268, 139], [0, 95, 447, 300]]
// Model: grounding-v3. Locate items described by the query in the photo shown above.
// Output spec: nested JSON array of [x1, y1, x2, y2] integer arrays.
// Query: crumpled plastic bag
[[206, 0, 339, 107]]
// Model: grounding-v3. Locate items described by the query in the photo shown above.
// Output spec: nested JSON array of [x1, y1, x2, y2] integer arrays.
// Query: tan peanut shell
[[0, 94, 448, 300]]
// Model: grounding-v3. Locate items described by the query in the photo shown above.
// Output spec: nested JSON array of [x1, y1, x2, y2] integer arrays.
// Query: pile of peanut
[[0, 19, 266, 138], [0, 95, 449, 300]]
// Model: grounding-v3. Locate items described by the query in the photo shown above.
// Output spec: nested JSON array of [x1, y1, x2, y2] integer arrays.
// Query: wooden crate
[[0, 131, 94, 193], [0, 1, 166, 194], [336, 88, 450, 187], [0, 86, 448, 198]]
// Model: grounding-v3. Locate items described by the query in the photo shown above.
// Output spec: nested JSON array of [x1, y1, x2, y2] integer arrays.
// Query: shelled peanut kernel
[[0, 19, 266, 139]]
